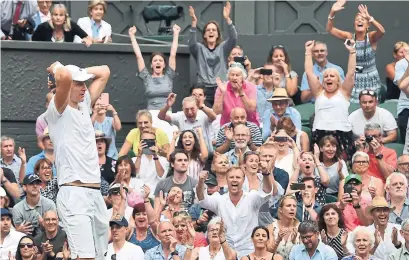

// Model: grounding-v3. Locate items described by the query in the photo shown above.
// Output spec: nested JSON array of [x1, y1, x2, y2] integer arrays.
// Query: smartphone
[[142, 139, 155, 155], [233, 56, 246, 63], [290, 183, 306, 190], [99, 93, 109, 107], [260, 69, 273, 75], [48, 73, 56, 88], [274, 136, 288, 142], [344, 39, 356, 48], [344, 183, 354, 195], [205, 210, 215, 219]]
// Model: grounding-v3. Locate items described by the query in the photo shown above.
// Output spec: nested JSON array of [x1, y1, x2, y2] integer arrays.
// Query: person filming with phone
[[295, 177, 322, 222], [355, 123, 397, 183]]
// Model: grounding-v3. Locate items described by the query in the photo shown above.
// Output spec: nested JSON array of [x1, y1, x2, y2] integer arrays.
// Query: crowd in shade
[[3, 0, 409, 260]]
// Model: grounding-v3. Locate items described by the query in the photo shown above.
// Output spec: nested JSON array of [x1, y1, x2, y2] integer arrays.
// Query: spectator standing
[[0, 167, 20, 208], [289, 220, 338, 260], [0, 0, 37, 40], [0, 136, 26, 184], [327, 1, 385, 103], [128, 24, 180, 142], [92, 99, 121, 160], [34, 210, 66, 260], [393, 49, 409, 144], [159, 95, 215, 153], [26, 129, 56, 177], [95, 131, 116, 184], [0, 208, 25, 260], [256, 63, 281, 119], [386, 42, 409, 100], [35, 93, 53, 150], [386, 173, 409, 225], [46, 61, 111, 259], [196, 167, 272, 258], [349, 90, 398, 143], [214, 63, 258, 126], [262, 88, 301, 141], [304, 40, 356, 160], [300, 41, 345, 103], [75, 0, 112, 44], [215, 108, 262, 154], [119, 110, 170, 158], [13, 175, 56, 238], [105, 215, 144, 260], [266, 45, 299, 97], [32, 0, 52, 31], [32, 4, 92, 46], [35, 159, 58, 203], [355, 123, 397, 182], [188, 2, 237, 106]]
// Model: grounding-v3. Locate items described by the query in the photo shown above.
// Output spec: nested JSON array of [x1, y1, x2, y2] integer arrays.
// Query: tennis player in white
[[46, 61, 110, 260]]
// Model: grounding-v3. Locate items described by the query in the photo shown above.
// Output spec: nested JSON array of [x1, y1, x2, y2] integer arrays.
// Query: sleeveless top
[[271, 220, 299, 260], [361, 175, 375, 203], [246, 254, 275, 260], [198, 246, 225, 260], [128, 228, 160, 252], [313, 90, 352, 132], [350, 34, 381, 103], [291, 129, 303, 151]]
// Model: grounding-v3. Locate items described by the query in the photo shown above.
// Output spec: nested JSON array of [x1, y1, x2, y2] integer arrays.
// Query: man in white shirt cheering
[[46, 61, 110, 260], [196, 166, 273, 258]]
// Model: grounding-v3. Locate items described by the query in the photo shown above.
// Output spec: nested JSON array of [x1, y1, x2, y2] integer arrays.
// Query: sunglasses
[[111, 254, 116, 260], [172, 211, 189, 218], [272, 44, 285, 49], [359, 89, 376, 97], [19, 243, 34, 249]]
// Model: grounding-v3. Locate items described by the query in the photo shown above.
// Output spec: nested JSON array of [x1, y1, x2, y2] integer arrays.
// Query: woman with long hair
[[34, 158, 58, 203], [32, 4, 92, 46], [95, 130, 116, 185], [276, 117, 310, 152], [385, 41, 409, 99], [211, 153, 230, 194], [188, 2, 237, 106], [158, 186, 185, 221], [128, 24, 181, 141], [14, 236, 37, 260], [168, 129, 208, 180], [242, 226, 283, 260], [273, 129, 299, 179], [326, 1, 385, 103], [287, 150, 330, 205], [318, 204, 349, 259], [304, 39, 356, 161], [75, 0, 112, 43], [113, 155, 144, 192], [267, 45, 298, 97], [267, 195, 299, 260], [318, 135, 348, 197], [119, 110, 170, 158]]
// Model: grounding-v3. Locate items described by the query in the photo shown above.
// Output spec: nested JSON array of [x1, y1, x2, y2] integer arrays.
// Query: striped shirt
[[326, 228, 347, 260], [215, 121, 262, 151]]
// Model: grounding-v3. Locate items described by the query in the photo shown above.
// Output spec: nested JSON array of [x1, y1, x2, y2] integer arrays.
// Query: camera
[[11, 19, 34, 40], [365, 135, 374, 143], [355, 66, 364, 73], [142, 6, 183, 35]]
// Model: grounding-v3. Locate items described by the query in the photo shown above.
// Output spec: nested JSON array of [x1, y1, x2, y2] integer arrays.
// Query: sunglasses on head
[[359, 89, 376, 97], [19, 243, 34, 249], [111, 254, 116, 260], [273, 44, 285, 49], [172, 211, 189, 218]]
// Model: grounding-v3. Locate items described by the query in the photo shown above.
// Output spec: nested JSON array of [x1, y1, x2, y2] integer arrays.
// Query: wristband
[[153, 157, 159, 160], [368, 16, 374, 23], [261, 172, 270, 176], [239, 94, 245, 97], [112, 112, 118, 116], [220, 239, 226, 244], [305, 204, 312, 208], [328, 15, 335, 20], [353, 204, 361, 209], [144, 200, 150, 203], [52, 63, 64, 74], [350, 51, 356, 54]]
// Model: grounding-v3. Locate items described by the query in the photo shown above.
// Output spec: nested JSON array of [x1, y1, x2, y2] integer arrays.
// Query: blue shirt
[[262, 107, 302, 141], [0, 154, 22, 183], [295, 201, 322, 222], [25, 151, 57, 177], [290, 241, 338, 260], [94, 116, 118, 160], [300, 61, 345, 103], [145, 244, 186, 260], [394, 58, 409, 115], [91, 19, 101, 38], [256, 85, 274, 121]]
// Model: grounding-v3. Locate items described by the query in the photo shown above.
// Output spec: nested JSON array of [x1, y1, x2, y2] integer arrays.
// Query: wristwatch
[[185, 244, 194, 250], [376, 154, 384, 160], [171, 250, 179, 257]]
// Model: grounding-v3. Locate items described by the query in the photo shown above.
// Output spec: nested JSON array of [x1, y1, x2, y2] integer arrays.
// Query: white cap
[[65, 65, 94, 82], [0, 187, 6, 197]]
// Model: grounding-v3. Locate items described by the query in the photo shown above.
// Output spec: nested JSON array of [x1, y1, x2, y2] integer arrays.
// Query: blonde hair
[[277, 195, 299, 227], [322, 68, 342, 89], [88, 0, 107, 17], [49, 4, 71, 31], [394, 41, 409, 54]]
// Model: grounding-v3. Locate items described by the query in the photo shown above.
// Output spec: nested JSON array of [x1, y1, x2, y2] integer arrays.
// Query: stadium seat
[[294, 103, 314, 127], [348, 103, 360, 114], [325, 194, 338, 203], [384, 142, 405, 157], [302, 126, 312, 142], [379, 100, 398, 119]]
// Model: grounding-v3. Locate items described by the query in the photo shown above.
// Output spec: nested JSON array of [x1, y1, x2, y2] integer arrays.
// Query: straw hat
[[95, 130, 112, 146], [366, 196, 395, 215], [267, 88, 292, 102]]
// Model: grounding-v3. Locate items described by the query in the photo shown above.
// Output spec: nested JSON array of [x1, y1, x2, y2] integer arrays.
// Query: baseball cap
[[0, 208, 12, 218], [345, 174, 362, 184], [109, 214, 128, 227], [65, 65, 94, 82], [0, 187, 6, 197], [22, 174, 42, 185], [204, 174, 218, 187], [108, 183, 129, 195]]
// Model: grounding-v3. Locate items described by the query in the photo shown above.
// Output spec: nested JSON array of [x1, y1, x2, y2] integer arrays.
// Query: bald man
[[215, 108, 262, 153]]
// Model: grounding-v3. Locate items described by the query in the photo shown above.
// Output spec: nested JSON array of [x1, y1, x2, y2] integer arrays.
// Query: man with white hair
[[158, 94, 216, 152], [226, 124, 251, 166], [345, 226, 376, 260], [46, 61, 111, 260], [387, 172, 409, 224], [388, 218, 409, 259]]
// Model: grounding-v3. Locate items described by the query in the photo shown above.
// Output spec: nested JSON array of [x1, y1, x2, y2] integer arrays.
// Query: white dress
[[198, 246, 226, 260]]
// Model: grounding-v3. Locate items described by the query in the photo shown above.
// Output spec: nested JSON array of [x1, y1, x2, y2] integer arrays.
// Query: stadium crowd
[[2, 0, 409, 260]]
